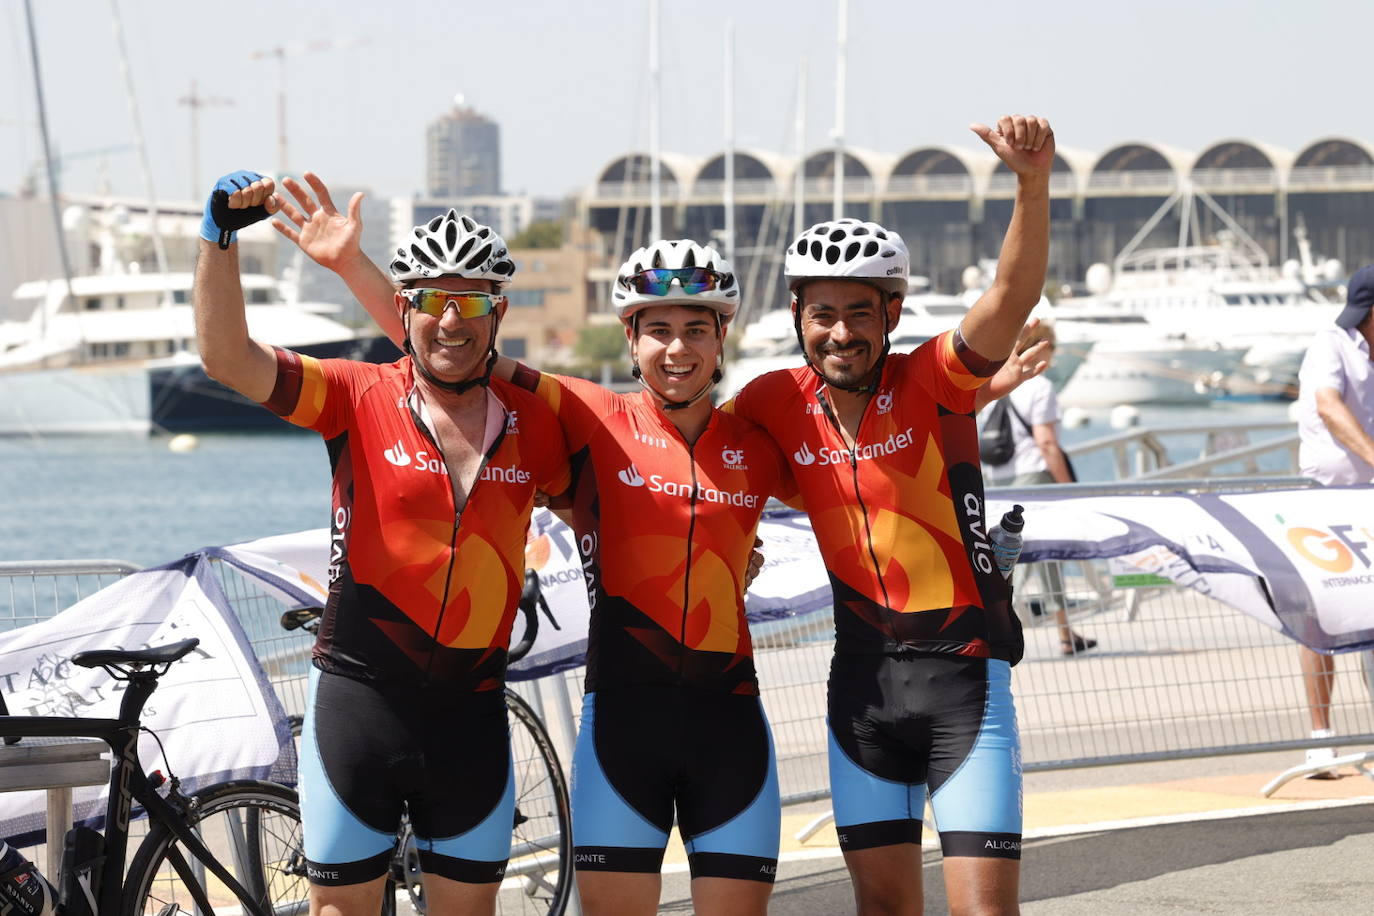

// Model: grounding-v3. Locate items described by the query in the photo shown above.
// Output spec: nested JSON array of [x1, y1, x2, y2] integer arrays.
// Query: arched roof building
[[1190, 139, 1291, 193], [886, 146, 984, 199], [689, 149, 789, 199], [576, 136, 1374, 300], [592, 152, 702, 200], [1087, 141, 1191, 195]]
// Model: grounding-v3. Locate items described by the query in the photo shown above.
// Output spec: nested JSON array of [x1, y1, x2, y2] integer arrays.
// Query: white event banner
[[213, 485, 1374, 685], [988, 483, 1374, 653], [0, 557, 293, 845]]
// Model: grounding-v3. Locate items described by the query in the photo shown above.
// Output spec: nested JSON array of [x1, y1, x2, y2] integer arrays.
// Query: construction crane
[[177, 81, 234, 198], [249, 38, 368, 176]]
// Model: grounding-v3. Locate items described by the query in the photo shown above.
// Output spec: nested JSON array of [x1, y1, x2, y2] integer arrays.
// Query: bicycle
[[279, 568, 572, 915], [0, 637, 307, 914]]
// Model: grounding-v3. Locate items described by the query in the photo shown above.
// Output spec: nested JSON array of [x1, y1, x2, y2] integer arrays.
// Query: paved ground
[[641, 750, 1374, 914]]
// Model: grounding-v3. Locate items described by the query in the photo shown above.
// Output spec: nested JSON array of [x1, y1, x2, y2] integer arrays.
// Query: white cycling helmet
[[784, 218, 909, 298], [612, 239, 740, 323], [389, 210, 516, 286]]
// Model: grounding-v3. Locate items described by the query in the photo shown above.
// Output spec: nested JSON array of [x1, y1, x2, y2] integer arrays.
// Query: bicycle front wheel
[[122, 779, 307, 916], [501, 689, 572, 916]]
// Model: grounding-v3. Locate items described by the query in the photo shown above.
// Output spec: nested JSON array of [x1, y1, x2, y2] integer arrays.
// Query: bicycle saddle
[[73, 638, 201, 669]]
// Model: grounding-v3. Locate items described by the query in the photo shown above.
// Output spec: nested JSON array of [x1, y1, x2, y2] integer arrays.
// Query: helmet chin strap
[[631, 362, 723, 411], [792, 297, 891, 397], [403, 310, 500, 395]]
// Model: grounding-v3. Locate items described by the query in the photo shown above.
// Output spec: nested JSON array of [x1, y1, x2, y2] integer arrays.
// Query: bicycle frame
[[0, 671, 276, 915]]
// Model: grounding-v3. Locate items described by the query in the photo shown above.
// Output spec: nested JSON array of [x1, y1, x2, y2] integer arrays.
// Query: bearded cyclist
[[725, 114, 1055, 916], [193, 172, 571, 916]]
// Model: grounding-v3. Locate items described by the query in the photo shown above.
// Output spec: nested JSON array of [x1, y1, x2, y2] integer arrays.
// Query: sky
[[1, 0, 1368, 205]]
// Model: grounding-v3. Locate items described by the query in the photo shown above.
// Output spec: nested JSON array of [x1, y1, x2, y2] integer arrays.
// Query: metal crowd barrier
[[5, 475, 1374, 825]]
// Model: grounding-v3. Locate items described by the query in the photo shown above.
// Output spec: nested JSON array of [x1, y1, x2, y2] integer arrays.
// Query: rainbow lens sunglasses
[[400, 288, 506, 319], [623, 267, 728, 296]]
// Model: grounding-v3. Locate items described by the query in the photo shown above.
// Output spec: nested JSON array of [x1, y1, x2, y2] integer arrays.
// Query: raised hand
[[272, 171, 366, 271], [979, 318, 1051, 405], [970, 114, 1055, 180], [201, 170, 281, 249]]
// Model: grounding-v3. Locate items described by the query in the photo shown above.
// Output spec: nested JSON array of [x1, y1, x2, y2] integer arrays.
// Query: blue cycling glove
[[200, 170, 271, 250]]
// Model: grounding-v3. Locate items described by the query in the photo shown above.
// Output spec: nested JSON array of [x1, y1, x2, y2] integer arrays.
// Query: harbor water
[[0, 400, 1295, 568]]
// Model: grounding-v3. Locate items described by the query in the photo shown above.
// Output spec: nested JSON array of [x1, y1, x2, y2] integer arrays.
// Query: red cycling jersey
[[264, 350, 571, 689], [511, 366, 797, 693], [727, 330, 1022, 663]]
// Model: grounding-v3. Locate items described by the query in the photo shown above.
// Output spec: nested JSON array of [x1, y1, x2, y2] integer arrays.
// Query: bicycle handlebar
[[278, 569, 551, 664]]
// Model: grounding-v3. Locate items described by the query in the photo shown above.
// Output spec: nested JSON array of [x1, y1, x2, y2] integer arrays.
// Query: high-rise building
[[426, 99, 501, 198]]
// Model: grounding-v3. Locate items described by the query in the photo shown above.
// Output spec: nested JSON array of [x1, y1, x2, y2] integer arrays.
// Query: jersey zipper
[[679, 438, 700, 685], [817, 384, 895, 638], [409, 395, 508, 684]]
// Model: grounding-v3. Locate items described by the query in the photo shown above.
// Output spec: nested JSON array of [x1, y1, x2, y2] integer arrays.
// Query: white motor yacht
[[0, 202, 394, 436]]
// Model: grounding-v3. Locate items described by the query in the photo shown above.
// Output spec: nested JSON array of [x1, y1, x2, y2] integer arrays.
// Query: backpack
[[978, 400, 1017, 465]]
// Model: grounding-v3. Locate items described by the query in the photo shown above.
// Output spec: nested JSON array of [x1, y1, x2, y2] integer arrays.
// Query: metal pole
[[833, 0, 847, 220], [276, 52, 288, 176], [22, 0, 77, 342], [722, 21, 735, 263], [108, 0, 172, 304], [648, 0, 662, 242], [188, 80, 200, 197], [794, 58, 807, 240]]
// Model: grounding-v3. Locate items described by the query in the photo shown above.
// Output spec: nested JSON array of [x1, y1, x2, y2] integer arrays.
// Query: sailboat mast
[[108, 0, 173, 306], [22, 0, 76, 342], [794, 59, 807, 240], [648, 0, 662, 241], [723, 21, 735, 263], [833, 0, 847, 220]]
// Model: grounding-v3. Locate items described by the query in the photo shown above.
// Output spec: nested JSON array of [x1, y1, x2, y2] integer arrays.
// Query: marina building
[[580, 137, 1374, 321]]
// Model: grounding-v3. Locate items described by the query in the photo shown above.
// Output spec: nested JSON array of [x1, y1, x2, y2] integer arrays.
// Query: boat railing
[[1064, 419, 1300, 482]]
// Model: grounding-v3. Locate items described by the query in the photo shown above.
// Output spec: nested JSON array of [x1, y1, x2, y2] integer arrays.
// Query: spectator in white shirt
[[979, 321, 1096, 655], [1293, 265, 1374, 775]]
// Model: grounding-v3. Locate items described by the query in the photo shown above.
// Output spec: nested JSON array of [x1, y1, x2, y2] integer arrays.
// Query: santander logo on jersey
[[791, 428, 916, 467], [383, 441, 411, 466], [616, 463, 760, 507], [380, 440, 530, 485]]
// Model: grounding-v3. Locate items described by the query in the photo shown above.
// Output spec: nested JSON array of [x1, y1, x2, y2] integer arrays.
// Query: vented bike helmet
[[784, 218, 909, 299], [612, 239, 740, 323], [389, 210, 516, 286], [614, 239, 738, 411]]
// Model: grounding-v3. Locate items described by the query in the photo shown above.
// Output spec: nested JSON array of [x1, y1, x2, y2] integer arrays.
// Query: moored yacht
[[0, 202, 395, 436]]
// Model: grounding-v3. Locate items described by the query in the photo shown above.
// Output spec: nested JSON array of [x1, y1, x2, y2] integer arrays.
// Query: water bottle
[[989, 504, 1025, 580], [0, 841, 57, 916]]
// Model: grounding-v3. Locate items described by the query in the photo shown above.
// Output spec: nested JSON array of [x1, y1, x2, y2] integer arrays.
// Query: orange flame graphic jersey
[[263, 350, 571, 689], [511, 367, 798, 694], [727, 331, 1022, 663]]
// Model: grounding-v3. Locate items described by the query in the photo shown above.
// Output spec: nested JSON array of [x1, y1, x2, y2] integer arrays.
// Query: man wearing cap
[[1293, 264, 1374, 775]]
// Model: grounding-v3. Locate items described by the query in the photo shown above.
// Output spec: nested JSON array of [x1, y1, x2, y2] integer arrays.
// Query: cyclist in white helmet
[[272, 173, 799, 915], [194, 172, 571, 915], [724, 114, 1056, 915]]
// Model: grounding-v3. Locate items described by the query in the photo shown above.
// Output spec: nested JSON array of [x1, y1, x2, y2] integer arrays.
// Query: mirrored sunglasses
[[624, 267, 727, 296], [401, 288, 505, 319]]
